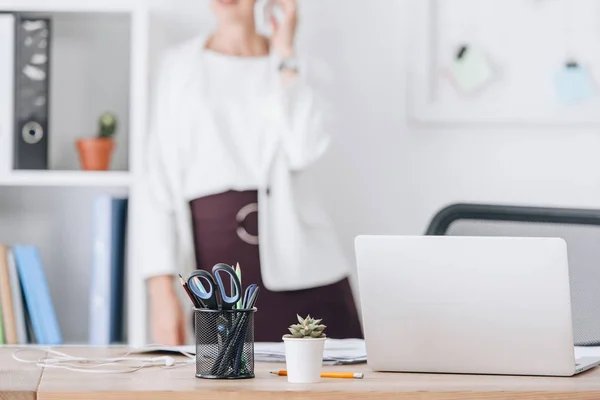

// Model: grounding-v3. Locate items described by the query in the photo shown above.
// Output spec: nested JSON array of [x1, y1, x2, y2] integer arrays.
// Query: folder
[[0, 14, 15, 175], [13, 15, 51, 170]]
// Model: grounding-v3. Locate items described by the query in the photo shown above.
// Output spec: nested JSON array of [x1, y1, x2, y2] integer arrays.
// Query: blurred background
[[2, 0, 600, 346]]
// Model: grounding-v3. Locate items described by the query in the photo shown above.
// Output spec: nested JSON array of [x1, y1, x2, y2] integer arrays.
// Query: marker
[[270, 370, 364, 379]]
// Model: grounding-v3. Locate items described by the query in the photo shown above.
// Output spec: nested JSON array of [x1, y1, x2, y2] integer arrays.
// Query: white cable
[[34, 362, 150, 374], [12, 346, 195, 374], [133, 343, 196, 361]]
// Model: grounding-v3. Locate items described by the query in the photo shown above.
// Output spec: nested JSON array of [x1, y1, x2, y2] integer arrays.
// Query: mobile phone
[[255, 0, 283, 36]]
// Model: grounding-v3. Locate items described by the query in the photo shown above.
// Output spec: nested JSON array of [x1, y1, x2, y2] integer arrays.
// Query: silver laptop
[[354, 235, 600, 376]]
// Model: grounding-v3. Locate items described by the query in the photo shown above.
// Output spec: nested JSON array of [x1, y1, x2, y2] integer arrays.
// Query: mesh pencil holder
[[194, 307, 256, 379]]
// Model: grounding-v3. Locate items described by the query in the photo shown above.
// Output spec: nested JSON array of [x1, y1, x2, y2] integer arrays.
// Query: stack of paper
[[139, 339, 367, 365], [575, 346, 600, 358], [255, 339, 367, 365]]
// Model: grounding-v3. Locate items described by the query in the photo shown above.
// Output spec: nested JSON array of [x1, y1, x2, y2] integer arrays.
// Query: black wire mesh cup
[[194, 307, 256, 379]]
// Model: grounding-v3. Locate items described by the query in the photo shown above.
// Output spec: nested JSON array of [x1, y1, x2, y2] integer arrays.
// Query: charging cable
[[12, 346, 195, 374]]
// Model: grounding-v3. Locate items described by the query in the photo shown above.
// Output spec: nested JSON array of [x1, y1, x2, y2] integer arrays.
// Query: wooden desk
[[2, 347, 600, 400]]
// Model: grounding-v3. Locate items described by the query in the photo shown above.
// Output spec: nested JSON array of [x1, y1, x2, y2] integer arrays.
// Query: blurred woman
[[137, 0, 362, 345]]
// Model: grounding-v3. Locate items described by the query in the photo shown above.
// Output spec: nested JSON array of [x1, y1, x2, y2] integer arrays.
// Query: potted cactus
[[282, 315, 327, 383], [76, 112, 117, 171]]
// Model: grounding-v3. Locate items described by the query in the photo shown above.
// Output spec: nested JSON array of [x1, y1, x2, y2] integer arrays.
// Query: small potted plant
[[76, 112, 117, 171], [282, 315, 327, 383]]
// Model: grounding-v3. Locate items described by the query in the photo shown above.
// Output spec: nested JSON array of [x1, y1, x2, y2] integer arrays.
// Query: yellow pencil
[[271, 370, 364, 379]]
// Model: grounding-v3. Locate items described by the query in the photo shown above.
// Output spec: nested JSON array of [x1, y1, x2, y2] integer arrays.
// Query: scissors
[[188, 264, 242, 310], [241, 284, 259, 310]]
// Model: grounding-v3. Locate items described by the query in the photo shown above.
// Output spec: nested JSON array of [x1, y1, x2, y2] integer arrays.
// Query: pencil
[[179, 274, 200, 308], [271, 370, 364, 379], [235, 263, 242, 309]]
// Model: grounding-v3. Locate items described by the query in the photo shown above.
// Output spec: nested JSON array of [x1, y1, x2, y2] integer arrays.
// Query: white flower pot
[[282, 337, 326, 383]]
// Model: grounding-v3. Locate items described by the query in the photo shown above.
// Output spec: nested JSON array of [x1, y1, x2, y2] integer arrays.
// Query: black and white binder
[[14, 15, 51, 170], [0, 13, 15, 175]]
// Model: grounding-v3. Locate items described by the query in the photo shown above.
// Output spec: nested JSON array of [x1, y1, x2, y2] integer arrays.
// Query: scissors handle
[[212, 264, 242, 310], [242, 284, 259, 309], [188, 270, 220, 310]]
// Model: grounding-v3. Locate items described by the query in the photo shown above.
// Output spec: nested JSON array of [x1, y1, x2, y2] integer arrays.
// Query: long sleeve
[[275, 57, 334, 171], [134, 54, 179, 280]]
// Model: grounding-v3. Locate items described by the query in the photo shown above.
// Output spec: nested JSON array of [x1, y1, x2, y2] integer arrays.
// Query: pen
[[270, 371, 364, 379], [179, 274, 201, 308]]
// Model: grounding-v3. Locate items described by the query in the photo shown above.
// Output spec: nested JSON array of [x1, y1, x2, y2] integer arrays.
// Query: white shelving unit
[[0, 171, 131, 187], [0, 0, 149, 345], [0, 0, 138, 13]]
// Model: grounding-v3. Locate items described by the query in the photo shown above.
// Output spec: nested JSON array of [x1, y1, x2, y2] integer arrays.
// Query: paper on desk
[[135, 339, 367, 365], [255, 339, 367, 365], [575, 346, 600, 358], [133, 343, 600, 366]]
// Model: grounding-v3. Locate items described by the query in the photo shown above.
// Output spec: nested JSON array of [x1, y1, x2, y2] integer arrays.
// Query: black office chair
[[426, 203, 600, 346]]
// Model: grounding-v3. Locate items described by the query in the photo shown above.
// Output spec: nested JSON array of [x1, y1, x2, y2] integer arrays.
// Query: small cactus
[[98, 112, 117, 139], [284, 315, 327, 339]]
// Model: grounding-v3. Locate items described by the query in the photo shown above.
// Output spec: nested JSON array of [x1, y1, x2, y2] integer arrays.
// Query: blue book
[[109, 197, 128, 343], [89, 196, 128, 345], [12, 245, 62, 345]]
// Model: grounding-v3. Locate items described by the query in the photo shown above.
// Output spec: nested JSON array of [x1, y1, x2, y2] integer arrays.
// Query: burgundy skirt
[[189, 190, 363, 342]]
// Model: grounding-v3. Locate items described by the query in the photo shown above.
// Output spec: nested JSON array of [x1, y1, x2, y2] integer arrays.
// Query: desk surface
[[3, 347, 600, 400]]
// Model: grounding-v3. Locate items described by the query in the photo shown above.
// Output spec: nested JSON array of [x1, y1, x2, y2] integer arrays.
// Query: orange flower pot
[[76, 138, 115, 171]]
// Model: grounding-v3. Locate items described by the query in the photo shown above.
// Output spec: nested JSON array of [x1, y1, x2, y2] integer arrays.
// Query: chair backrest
[[426, 203, 600, 346]]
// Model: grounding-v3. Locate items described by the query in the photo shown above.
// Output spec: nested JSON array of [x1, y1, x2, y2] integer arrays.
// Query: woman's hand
[[149, 276, 187, 346], [270, 0, 298, 58]]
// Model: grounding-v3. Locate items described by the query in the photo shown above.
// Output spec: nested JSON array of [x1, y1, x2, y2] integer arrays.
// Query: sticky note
[[555, 63, 596, 105], [447, 45, 497, 94]]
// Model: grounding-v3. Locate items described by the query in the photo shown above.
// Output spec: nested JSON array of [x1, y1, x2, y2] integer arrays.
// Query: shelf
[[0, 171, 131, 187], [0, 0, 139, 13]]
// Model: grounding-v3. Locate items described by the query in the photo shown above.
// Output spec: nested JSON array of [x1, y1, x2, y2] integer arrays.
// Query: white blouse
[[135, 35, 351, 292], [184, 51, 272, 200]]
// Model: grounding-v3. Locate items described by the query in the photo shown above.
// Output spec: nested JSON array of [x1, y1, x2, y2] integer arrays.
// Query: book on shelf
[[0, 243, 61, 345], [7, 248, 27, 344], [0, 245, 18, 344], [89, 194, 129, 346]]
